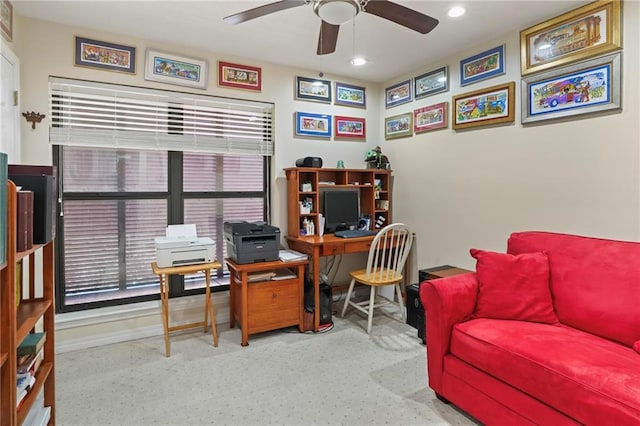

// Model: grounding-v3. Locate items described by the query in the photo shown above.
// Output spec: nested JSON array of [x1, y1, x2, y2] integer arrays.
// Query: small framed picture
[[384, 112, 413, 140], [334, 116, 366, 139], [335, 82, 366, 108], [74, 36, 136, 74], [0, 0, 12, 42], [385, 80, 412, 108], [218, 61, 261, 91], [414, 102, 448, 133], [452, 81, 515, 130], [144, 49, 208, 89], [295, 112, 332, 138], [296, 76, 332, 103], [460, 45, 505, 86], [414, 66, 448, 99]]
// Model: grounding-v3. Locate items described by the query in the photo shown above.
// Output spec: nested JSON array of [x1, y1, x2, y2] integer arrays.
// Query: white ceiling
[[14, 0, 590, 83]]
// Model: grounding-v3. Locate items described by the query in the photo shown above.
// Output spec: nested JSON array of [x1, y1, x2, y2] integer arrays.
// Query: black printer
[[224, 221, 280, 264]]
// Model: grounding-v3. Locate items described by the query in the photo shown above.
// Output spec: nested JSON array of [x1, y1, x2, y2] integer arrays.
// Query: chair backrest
[[364, 223, 413, 282]]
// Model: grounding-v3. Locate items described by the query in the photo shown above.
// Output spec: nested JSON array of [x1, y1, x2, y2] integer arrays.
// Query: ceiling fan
[[223, 0, 439, 55]]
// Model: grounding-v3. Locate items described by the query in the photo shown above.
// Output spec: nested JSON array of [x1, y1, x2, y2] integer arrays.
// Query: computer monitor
[[322, 189, 360, 234]]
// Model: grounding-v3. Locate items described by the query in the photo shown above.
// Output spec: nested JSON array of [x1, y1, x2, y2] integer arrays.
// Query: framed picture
[[295, 112, 332, 137], [0, 0, 12, 41], [335, 82, 366, 108], [296, 76, 332, 103], [334, 116, 366, 139], [521, 52, 620, 124], [452, 81, 515, 130], [414, 66, 448, 99], [414, 102, 448, 133], [384, 112, 413, 140], [460, 45, 505, 86], [520, 0, 621, 76], [144, 49, 208, 89], [74, 36, 136, 74], [218, 61, 261, 91], [385, 80, 412, 108]]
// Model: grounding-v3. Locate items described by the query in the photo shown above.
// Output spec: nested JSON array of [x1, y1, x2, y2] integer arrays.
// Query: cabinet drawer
[[321, 243, 344, 256], [345, 240, 372, 253], [247, 279, 300, 332]]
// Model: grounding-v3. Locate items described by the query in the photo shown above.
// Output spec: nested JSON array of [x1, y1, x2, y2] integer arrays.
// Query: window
[[50, 78, 273, 312]]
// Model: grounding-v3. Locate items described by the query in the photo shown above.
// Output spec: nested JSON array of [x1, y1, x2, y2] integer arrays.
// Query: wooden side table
[[226, 258, 308, 346], [151, 261, 222, 357]]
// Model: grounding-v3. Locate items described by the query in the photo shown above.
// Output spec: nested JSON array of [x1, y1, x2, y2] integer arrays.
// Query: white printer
[[155, 225, 215, 268]]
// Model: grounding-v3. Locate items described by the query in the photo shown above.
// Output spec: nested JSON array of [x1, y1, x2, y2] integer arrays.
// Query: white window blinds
[[49, 77, 274, 156]]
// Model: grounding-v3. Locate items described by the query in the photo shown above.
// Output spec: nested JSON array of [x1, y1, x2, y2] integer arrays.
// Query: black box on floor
[[419, 265, 456, 283], [406, 283, 425, 344], [304, 281, 332, 325]]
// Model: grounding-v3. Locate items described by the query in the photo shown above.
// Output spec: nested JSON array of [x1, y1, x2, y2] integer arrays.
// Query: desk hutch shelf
[[285, 167, 392, 237], [0, 180, 56, 426]]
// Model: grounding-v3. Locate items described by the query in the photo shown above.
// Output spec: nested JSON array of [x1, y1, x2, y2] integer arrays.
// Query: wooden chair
[[340, 223, 414, 333]]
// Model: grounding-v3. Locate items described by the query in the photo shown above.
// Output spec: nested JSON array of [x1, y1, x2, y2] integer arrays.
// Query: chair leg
[[395, 284, 406, 321], [341, 278, 357, 317], [367, 285, 376, 334]]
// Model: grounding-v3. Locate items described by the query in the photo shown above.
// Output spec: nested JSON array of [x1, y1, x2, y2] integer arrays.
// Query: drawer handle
[[272, 293, 278, 300]]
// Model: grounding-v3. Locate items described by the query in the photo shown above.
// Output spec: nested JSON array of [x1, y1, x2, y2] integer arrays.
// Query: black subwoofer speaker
[[406, 283, 425, 344]]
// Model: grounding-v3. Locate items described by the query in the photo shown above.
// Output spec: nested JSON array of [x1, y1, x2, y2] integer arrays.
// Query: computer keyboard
[[334, 229, 377, 238]]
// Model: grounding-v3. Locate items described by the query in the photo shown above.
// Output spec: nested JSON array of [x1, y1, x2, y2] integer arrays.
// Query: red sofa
[[420, 231, 640, 425]]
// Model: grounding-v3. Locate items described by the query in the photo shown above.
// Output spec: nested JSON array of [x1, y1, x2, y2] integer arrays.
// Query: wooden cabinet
[[284, 167, 392, 238], [0, 181, 55, 426]]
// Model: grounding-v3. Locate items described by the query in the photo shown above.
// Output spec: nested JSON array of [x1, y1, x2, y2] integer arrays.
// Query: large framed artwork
[[385, 80, 412, 108], [521, 52, 621, 124], [384, 112, 413, 140], [459, 45, 505, 86], [295, 112, 332, 137], [335, 82, 366, 108], [334, 116, 366, 139], [144, 49, 208, 89], [452, 82, 515, 130], [296, 76, 332, 103], [414, 66, 448, 99], [218, 61, 261, 91], [414, 102, 448, 133], [520, 0, 622, 76], [0, 0, 12, 41], [74, 36, 136, 74]]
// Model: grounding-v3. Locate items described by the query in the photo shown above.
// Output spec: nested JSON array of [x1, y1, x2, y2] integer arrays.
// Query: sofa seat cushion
[[451, 319, 640, 424]]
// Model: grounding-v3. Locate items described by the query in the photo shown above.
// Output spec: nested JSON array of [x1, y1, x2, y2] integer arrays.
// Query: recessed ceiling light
[[350, 57, 367, 66], [448, 6, 466, 18]]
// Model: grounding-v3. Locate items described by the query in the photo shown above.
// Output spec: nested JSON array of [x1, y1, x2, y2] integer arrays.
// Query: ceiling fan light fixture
[[314, 0, 359, 25]]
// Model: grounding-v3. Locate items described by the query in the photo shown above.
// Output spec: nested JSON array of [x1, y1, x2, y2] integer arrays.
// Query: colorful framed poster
[[414, 102, 448, 133], [521, 52, 620, 124], [295, 112, 332, 137], [218, 61, 261, 91], [335, 82, 366, 108], [334, 116, 366, 139], [460, 45, 505, 86], [385, 80, 412, 108], [452, 81, 515, 130], [74, 36, 136, 74], [384, 112, 413, 140], [0, 0, 12, 41], [520, 0, 621, 76], [144, 49, 208, 89], [296, 76, 332, 103], [414, 66, 448, 99]]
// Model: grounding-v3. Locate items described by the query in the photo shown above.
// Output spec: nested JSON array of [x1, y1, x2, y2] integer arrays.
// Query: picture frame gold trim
[[452, 82, 515, 130], [384, 112, 413, 140], [520, 0, 621, 76]]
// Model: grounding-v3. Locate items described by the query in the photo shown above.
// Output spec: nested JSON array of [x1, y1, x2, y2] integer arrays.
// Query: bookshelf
[[284, 167, 392, 238], [0, 181, 55, 426]]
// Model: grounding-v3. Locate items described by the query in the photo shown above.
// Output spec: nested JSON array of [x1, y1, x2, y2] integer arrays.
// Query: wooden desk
[[226, 258, 307, 346], [150, 261, 222, 357], [286, 234, 375, 331]]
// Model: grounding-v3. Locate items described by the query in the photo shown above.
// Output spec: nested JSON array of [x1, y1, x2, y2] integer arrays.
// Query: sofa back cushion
[[507, 231, 640, 348]]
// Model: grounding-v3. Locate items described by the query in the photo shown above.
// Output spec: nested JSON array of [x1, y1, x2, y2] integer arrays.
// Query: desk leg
[[229, 270, 236, 328], [297, 264, 305, 333], [205, 269, 219, 347], [312, 246, 321, 332], [240, 272, 249, 346], [159, 273, 170, 357]]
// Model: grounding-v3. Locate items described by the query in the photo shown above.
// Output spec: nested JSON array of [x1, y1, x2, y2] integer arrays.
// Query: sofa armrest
[[419, 273, 478, 393]]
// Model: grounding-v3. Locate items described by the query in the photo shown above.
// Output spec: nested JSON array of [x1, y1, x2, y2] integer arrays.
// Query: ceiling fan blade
[[224, 1, 307, 25], [363, 0, 439, 34], [317, 21, 340, 55]]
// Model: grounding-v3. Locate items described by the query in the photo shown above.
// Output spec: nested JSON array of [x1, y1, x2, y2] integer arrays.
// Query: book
[[279, 249, 307, 262], [17, 332, 46, 357], [247, 271, 276, 282], [18, 347, 44, 375], [271, 268, 297, 281]]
